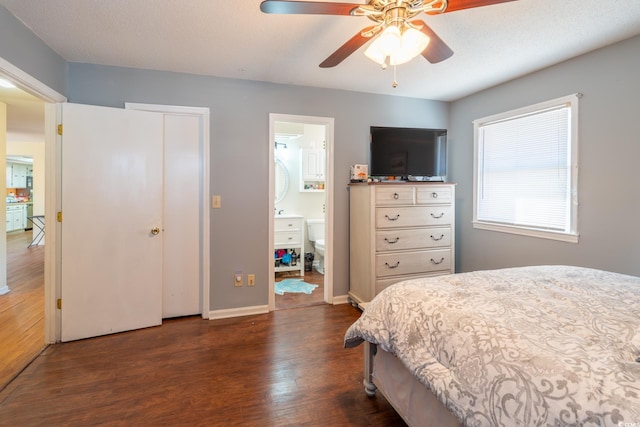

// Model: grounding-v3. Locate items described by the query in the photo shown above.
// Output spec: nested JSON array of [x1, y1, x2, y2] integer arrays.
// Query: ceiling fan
[[260, 0, 517, 69]]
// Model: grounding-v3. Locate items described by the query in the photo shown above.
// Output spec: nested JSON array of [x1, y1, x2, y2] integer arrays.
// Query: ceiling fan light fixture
[[364, 41, 387, 66], [377, 25, 402, 56], [390, 28, 430, 65]]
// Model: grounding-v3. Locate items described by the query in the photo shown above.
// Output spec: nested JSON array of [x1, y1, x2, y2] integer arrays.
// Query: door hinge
[[57, 211, 62, 222], [57, 298, 62, 310], [57, 124, 63, 135]]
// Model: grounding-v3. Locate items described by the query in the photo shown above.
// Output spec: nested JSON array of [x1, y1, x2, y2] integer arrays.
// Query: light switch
[[212, 195, 221, 209]]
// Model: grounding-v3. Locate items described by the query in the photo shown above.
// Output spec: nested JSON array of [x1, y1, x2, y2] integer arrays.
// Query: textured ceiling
[[1, 0, 640, 137]]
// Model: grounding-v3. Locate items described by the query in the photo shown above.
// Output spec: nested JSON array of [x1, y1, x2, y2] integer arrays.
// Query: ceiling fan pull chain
[[392, 64, 398, 88]]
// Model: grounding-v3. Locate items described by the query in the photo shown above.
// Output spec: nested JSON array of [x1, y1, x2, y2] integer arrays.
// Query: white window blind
[[473, 94, 579, 242]]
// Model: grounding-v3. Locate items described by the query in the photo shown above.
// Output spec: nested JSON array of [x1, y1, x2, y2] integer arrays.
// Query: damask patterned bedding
[[344, 265, 640, 426]]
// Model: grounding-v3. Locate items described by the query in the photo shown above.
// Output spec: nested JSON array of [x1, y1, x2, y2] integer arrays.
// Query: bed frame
[[364, 342, 462, 427]]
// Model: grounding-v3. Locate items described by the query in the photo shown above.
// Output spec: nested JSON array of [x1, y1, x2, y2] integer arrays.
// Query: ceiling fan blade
[[432, 0, 518, 14], [319, 26, 378, 68], [411, 20, 454, 63], [260, 1, 360, 15]]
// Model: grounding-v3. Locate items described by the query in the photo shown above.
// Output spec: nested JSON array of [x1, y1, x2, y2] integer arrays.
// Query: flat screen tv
[[370, 126, 447, 180]]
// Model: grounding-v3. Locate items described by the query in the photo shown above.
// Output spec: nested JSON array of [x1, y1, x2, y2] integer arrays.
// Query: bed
[[344, 265, 640, 426]]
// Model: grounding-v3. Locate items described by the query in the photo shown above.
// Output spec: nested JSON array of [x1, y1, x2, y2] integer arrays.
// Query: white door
[[161, 113, 201, 317], [60, 103, 164, 342]]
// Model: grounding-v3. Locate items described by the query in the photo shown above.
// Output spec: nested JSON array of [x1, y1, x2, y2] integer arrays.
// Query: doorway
[[0, 69, 51, 389], [268, 114, 334, 311]]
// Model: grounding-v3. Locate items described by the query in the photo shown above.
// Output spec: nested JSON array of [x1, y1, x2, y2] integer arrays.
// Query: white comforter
[[344, 265, 640, 426]]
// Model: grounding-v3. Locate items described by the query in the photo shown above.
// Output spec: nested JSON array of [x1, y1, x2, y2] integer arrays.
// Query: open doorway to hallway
[[0, 70, 50, 390]]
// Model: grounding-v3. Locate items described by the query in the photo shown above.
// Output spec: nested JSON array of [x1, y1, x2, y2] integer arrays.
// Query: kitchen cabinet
[[300, 149, 325, 192], [6, 204, 27, 232], [6, 162, 29, 188]]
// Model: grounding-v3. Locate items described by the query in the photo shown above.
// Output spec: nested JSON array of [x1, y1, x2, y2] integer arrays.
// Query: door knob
[[151, 227, 160, 235]]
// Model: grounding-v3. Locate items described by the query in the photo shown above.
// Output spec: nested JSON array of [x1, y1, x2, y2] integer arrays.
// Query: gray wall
[[449, 34, 640, 276], [0, 5, 67, 96], [67, 63, 448, 310]]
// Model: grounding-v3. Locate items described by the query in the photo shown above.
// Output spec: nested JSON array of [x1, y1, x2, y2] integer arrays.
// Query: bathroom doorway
[[268, 114, 334, 311]]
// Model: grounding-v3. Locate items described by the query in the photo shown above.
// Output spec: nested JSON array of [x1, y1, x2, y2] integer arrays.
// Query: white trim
[[332, 295, 350, 305], [47, 103, 61, 343], [125, 102, 211, 318], [472, 221, 579, 243], [209, 305, 269, 320], [0, 285, 10, 295], [268, 113, 335, 311], [0, 57, 66, 103]]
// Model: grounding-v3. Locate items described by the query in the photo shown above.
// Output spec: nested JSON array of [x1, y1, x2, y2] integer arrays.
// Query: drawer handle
[[384, 237, 399, 244], [384, 214, 400, 221], [430, 234, 444, 241], [430, 212, 444, 219], [430, 257, 445, 265], [385, 261, 400, 269], [431, 192, 438, 199], [393, 192, 399, 200]]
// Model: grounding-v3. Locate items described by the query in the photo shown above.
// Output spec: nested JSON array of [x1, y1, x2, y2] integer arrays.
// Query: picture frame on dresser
[[348, 182, 455, 309]]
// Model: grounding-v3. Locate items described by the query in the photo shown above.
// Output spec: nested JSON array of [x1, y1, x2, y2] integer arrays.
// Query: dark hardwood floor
[[0, 304, 406, 426], [0, 230, 45, 390]]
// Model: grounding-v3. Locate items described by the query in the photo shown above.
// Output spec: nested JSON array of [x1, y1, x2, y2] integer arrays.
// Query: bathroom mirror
[[275, 158, 289, 205]]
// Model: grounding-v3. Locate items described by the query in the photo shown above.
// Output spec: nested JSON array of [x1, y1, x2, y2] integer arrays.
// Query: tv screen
[[370, 126, 447, 179]]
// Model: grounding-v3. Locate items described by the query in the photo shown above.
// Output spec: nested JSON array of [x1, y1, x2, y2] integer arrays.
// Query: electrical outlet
[[247, 274, 255, 286], [234, 272, 243, 287]]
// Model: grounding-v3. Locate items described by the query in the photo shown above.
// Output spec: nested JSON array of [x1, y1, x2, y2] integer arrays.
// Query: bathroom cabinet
[[274, 215, 305, 276], [300, 149, 325, 192], [348, 182, 455, 308]]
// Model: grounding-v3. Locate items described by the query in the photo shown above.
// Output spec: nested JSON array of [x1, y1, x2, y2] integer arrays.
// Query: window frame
[[472, 94, 580, 243]]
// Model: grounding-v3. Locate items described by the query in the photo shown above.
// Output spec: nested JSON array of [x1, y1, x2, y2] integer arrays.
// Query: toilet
[[306, 219, 325, 274]]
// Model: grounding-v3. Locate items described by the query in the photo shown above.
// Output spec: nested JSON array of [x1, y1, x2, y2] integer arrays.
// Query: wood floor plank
[[0, 231, 45, 389], [0, 305, 407, 426]]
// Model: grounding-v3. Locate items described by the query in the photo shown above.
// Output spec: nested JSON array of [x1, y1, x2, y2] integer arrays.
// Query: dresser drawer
[[275, 218, 302, 232], [376, 227, 451, 252], [375, 187, 414, 205], [416, 186, 453, 204], [376, 206, 452, 228], [376, 249, 451, 277], [375, 272, 447, 295], [274, 231, 301, 246]]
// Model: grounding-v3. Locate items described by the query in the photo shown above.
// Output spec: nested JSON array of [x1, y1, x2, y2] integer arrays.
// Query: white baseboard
[[0, 285, 10, 295], [209, 305, 269, 320], [332, 294, 349, 305]]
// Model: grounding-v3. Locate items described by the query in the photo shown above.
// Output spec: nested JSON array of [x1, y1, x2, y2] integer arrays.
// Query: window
[[473, 94, 579, 242]]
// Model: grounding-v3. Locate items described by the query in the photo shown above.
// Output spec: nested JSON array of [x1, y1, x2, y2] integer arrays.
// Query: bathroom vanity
[[274, 214, 305, 276]]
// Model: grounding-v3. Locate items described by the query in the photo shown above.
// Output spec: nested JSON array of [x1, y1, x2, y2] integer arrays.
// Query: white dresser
[[274, 215, 305, 276], [349, 182, 455, 307]]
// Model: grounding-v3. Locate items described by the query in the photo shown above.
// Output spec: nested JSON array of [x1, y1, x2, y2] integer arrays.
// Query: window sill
[[472, 221, 579, 243]]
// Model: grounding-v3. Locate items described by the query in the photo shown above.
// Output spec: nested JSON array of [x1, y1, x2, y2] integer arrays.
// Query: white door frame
[[0, 56, 66, 343], [125, 102, 210, 319], [268, 113, 335, 311]]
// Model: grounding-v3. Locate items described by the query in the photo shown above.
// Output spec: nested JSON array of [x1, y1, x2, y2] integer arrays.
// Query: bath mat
[[275, 279, 318, 295]]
